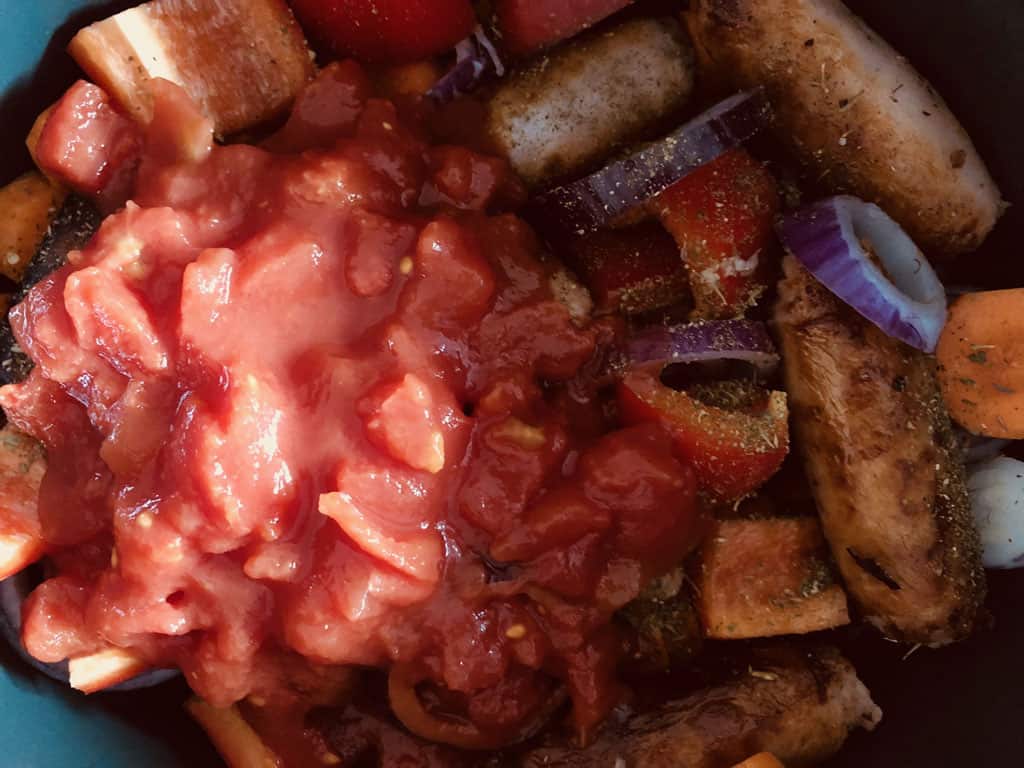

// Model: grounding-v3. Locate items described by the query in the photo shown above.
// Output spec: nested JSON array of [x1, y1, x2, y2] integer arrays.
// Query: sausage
[[486, 17, 695, 188], [519, 645, 881, 768], [684, 0, 1003, 257], [773, 255, 985, 645]]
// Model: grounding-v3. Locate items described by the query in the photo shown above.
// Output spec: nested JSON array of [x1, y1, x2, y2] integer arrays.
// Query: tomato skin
[[618, 372, 789, 503], [496, 0, 635, 56], [289, 0, 476, 63], [651, 149, 779, 319], [557, 222, 690, 316]]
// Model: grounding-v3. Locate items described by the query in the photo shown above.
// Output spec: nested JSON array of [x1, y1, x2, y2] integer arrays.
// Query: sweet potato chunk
[[68, 0, 314, 135], [0, 173, 64, 282], [696, 517, 850, 639], [732, 753, 786, 768], [0, 427, 47, 579]]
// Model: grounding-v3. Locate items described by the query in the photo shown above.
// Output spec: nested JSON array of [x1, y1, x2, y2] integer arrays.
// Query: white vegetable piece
[[967, 455, 1024, 569]]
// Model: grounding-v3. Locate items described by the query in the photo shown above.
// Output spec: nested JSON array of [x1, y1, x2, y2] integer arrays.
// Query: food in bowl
[[0, 0, 1018, 765]]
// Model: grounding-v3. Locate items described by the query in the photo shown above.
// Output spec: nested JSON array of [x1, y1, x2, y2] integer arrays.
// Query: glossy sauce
[[4, 62, 702, 749]]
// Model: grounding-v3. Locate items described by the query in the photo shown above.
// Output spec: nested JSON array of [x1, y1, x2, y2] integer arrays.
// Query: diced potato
[[68, 648, 150, 693], [0, 427, 47, 579], [186, 698, 282, 768], [68, 0, 315, 135], [732, 753, 786, 768], [0, 172, 65, 282], [696, 517, 850, 639]]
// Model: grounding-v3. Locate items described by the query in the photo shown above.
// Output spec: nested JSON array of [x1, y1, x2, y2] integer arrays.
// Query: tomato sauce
[[5, 62, 702, 749]]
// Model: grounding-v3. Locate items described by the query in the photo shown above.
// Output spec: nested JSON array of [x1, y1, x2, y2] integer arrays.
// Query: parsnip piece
[[69, 648, 150, 693], [68, 0, 314, 135], [186, 699, 282, 768]]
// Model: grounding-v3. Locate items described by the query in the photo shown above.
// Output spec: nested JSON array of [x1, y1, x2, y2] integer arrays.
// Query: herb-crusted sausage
[[520, 645, 880, 768], [685, 0, 1003, 256], [487, 17, 695, 188], [774, 256, 985, 645]]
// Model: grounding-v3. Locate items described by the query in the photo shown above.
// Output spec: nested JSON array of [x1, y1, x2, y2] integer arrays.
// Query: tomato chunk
[[289, 0, 476, 63], [35, 80, 141, 205], [618, 372, 789, 502], [651, 149, 779, 319]]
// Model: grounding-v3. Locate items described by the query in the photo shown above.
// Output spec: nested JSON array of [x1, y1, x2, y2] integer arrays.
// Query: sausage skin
[[685, 0, 1003, 256], [487, 17, 695, 188], [774, 256, 985, 645], [520, 645, 881, 768]]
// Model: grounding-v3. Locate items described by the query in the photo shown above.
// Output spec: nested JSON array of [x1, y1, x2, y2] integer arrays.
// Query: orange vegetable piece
[[936, 289, 1024, 438], [732, 753, 786, 768], [695, 517, 850, 639], [0, 172, 65, 282]]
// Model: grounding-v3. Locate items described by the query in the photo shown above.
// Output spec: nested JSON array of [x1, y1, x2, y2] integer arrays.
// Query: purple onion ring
[[777, 196, 947, 352]]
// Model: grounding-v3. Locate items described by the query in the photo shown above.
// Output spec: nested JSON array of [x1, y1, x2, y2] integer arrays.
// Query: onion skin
[[529, 89, 771, 235], [623, 319, 780, 376], [777, 196, 947, 353], [686, 0, 1003, 257]]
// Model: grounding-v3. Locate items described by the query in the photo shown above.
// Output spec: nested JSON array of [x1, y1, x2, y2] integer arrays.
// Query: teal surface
[[0, 5, 186, 766], [0, 662, 179, 768], [0, 1, 101, 99]]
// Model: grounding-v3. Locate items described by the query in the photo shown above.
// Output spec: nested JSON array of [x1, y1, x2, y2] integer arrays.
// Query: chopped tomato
[[557, 221, 690, 316], [35, 80, 141, 208], [618, 372, 789, 502], [496, 0, 635, 56], [650, 149, 779, 319], [289, 0, 476, 63]]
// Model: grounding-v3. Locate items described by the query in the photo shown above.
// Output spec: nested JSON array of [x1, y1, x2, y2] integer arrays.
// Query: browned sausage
[[487, 17, 695, 188], [519, 645, 881, 768], [684, 0, 1003, 257], [773, 255, 985, 645]]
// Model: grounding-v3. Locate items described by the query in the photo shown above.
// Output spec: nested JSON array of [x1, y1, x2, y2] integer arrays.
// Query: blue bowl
[[0, 6, 219, 766], [2, 2, 1023, 767]]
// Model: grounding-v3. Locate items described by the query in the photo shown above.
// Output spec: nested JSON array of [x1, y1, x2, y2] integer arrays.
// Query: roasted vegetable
[[695, 517, 850, 639], [620, 569, 702, 670], [0, 172, 64, 283], [0, 426, 46, 579], [0, 195, 102, 386], [68, 0, 314, 136]]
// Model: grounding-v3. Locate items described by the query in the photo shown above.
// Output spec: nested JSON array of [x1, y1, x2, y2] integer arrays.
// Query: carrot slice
[[937, 289, 1024, 438]]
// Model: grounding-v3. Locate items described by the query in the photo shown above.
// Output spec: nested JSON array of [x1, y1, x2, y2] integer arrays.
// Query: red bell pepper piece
[[650, 149, 779, 319], [289, 0, 476, 63], [618, 371, 789, 502], [558, 221, 690, 316], [496, 0, 635, 56]]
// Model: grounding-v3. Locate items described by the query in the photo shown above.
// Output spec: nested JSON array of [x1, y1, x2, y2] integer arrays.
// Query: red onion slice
[[528, 89, 772, 234], [427, 26, 505, 104], [777, 196, 947, 353], [624, 319, 780, 375], [0, 573, 177, 691]]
